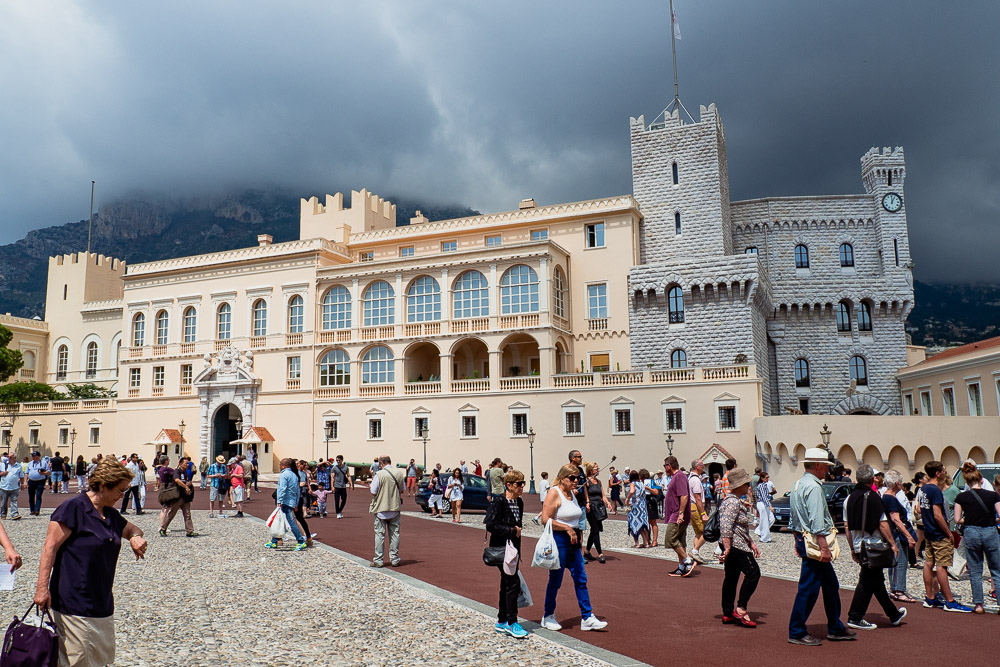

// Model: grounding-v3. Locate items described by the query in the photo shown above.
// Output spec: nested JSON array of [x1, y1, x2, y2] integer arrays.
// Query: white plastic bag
[[532, 519, 560, 570], [516, 570, 533, 608], [267, 507, 290, 540], [503, 539, 519, 575]]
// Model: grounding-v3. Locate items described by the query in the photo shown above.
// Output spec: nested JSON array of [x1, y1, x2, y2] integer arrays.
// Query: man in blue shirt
[[919, 460, 970, 611], [266, 458, 306, 550], [0, 452, 24, 519], [26, 451, 49, 515]]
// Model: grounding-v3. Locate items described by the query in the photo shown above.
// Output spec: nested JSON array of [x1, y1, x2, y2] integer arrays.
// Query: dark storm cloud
[[0, 1, 996, 283]]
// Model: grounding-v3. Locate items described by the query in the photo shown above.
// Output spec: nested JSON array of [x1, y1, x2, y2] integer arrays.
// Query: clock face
[[882, 192, 902, 212]]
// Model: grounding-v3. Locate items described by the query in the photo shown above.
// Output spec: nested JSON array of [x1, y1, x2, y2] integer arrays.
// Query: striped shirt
[[755, 481, 773, 507], [507, 499, 521, 525]]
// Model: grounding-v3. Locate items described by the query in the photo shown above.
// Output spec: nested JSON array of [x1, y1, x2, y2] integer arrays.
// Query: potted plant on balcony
[[508, 366, 521, 377]]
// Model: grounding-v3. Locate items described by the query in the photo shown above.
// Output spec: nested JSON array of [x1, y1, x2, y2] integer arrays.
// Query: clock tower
[[862, 147, 911, 284]]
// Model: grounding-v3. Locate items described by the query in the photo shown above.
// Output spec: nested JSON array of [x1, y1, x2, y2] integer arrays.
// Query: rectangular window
[[798, 398, 810, 415], [903, 393, 914, 415], [368, 418, 383, 440], [587, 283, 608, 319], [413, 416, 428, 439], [718, 406, 738, 430], [399, 246, 414, 258], [462, 415, 477, 438], [359, 251, 374, 262], [59, 428, 68, 446], [613, 408, 633, 435], [893, 238, 900, 267], [324, 420, 339, 441], [584, 223, 605, 249], [153, 366, 165, 388], [441, 240, 457, 253], [590, 353, 610, 373], [181, 364, 193, 386], [511, 413, 528, 436], [29, 428, 39, 446], [564, 411, 582, 436], [920, 391, 932, 416], [664, 407, 683, 432], [0, 429, 9, 448], [129, 367, 141, 389], [745, 247, 758, 254], [969, 383, 984, 416], [287, 356, 301, 380], [89, 426, 100, 445], [531, 229, 548, 241], [485, 234, 502, 248], [942, 387, 956, 416]]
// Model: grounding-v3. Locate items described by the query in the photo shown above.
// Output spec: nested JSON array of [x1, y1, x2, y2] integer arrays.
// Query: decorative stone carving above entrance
[[830, 392, 893, 416], [193, 345, 261, 461]]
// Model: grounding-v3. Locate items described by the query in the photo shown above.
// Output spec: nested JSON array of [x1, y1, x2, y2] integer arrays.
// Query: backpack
[[702, 495, 737, 543], [216, 465, 231, 494]]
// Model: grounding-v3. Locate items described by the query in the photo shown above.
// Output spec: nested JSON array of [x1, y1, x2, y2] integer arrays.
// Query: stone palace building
[[1, 102, 918, 485]]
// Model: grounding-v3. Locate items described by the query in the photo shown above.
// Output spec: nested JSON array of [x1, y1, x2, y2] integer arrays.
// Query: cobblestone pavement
[[404, 510, 998, 609], [0, 510, 613, 667]]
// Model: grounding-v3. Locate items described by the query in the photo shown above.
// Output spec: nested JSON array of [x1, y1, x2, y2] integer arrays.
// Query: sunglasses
[[511, 481, 526, 487], [566, 475, 579, 482]]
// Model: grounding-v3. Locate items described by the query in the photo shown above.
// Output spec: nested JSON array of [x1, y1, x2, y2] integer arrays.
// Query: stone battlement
[[300, 188, 397, 243]]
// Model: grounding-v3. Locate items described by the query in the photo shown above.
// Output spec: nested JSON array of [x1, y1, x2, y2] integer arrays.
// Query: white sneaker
[[580, 615, 608, 631], [540, 615, 562, 631], [337, 513, 343, 519]]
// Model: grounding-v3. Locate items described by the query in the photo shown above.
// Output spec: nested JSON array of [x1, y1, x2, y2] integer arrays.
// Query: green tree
[[0, 382, 60, 406], [64, 383, 115, 399], [0, 325, 23, 382]]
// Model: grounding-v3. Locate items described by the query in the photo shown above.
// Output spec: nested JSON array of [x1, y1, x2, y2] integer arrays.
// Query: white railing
[[552, 373, 595, 388], [404, 381, 441, 395], [499, 314, 540, 329], [600, 371, 644, 386], [82, 399, 111, 410], [451, 318, 489, 333], [650, 369, 696, 383], [179, 385, 192, 395], [214, 340, 229, 351], [702, 364, 751, 380], [128, 388, 139, 398], [451, 378, 490, 392], [152, 386, 164, 397], [587, 318, 608, 331], [249, 336, 266, 350], [180, 343, 196, 354], [360, 325, 396, 341], [316, 386, 350, 399], [152, 345, 167, 356], [128, 347, 144, 359], [286, 379, 301, 390], [359, 383, 395, 397], [500, 376, 541, 391], [19, 368, 35, 380], [285, 333, 303, 346]]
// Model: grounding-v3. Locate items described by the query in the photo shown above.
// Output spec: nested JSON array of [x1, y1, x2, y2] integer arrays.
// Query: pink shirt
[[230, 465, 244, 488]]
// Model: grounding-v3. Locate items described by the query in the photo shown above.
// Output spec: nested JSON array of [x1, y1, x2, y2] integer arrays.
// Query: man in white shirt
[[0, 453, 24, 520], [120, 453, 144, 515], [460, 460, 469, 474], [688, 460, 709, 562]]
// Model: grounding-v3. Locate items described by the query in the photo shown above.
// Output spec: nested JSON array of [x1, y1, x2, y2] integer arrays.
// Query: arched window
[[131, 313, 145, 347], [794, 358, 810, 387], [86, 342, 98, 379], [22, 350, 35, 370], [321, 285, 351, 330], [216, 303, 232, 340], [668, 286, 684, 323], [670, 349, 687, 368], [453, 270, 488, 319], [56, 345, 68, 381], [850, 355, 868, 386], [794, 244, 809, 269], [836, 301, 852, 332], [319, 348, 350, 386], [745, 247, 758, 254], [858, 301, 872, 332], [406, 276, 441, 322], [361, 345, 394, 384], [839, 243, 854, 267], [183, 307, 197, 343], [286, 296, 304, 334], [500, 265, 539, 314], [552, 267, 567, 320], [672, 161, 679, 185], [674, 211, 681, 235], [363, 281, 395, 326], [155, 310, 169, 345], [252, 299, 268, 337]]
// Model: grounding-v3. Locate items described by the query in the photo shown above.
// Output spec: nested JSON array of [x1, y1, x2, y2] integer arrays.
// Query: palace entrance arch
[[193, 346, 261, 463]]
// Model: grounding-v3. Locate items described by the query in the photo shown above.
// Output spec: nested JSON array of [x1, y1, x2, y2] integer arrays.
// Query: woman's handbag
[[803, 526, 841, 562], [590, 499, 608, 522], [646, 493, 660, 520], [0, 603, 59, 667], [483, 545, 506, 567], [858, 492, 895, 569], [531, 520, 560, 570], [157, 473, 181, 505]]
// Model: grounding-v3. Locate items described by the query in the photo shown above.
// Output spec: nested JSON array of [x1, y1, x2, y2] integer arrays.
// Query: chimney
[[519, 198, 536, 210], [410, 210, 429, 225], [257, 234, 273, 247]]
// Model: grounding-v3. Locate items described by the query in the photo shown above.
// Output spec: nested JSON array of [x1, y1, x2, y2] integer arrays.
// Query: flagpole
[[669, 0, 680, 125], [87, 180, 95, 254]]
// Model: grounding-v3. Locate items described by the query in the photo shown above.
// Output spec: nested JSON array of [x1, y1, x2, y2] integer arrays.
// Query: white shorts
[[428, 494, 443, 509], [232, 486, 245, 502]]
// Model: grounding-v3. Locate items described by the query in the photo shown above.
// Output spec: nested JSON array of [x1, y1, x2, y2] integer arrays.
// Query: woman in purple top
[[33, 457, 147, 667]]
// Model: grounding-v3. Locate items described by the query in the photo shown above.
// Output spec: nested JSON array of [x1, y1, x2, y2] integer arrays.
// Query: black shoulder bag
[[482, 499, 507, 567], [859, 491, 896, 569]]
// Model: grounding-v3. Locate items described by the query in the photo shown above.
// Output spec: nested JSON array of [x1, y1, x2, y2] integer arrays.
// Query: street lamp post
[[69, 428, 77, 468], [178, 419, 186, 463], [420, 425, 429, 472], [527, 428, 536, 494], [324, 422, 335, 462], [665, 433, 675, 457], [820, 423, 831, 450]]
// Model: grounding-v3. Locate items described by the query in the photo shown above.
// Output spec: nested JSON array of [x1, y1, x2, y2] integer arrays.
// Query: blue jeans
[[888, 535, 909, 593], [280, 504, 305, 543], [789, 534, 846, 639], [962, 525, 1000, 605], [27, 479, 45, 514], [543, 531, 592, 619]]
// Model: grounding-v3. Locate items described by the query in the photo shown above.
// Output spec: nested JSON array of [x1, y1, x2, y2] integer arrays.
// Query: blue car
[[415, 473, 489, 513]]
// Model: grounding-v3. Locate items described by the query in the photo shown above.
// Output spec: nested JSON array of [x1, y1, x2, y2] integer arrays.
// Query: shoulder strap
[[861, 489, 870, 532], [968, 488, 990, 514]]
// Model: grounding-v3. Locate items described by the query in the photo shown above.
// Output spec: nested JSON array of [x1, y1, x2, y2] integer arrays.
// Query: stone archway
[[193, 346, 261, 462], [830, 393, 893, 416]]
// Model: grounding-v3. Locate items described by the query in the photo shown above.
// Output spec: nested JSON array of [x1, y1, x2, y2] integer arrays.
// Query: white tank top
[[553, 488, 582, 524]]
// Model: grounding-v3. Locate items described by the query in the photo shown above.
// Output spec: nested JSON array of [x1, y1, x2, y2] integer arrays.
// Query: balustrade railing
[[404, 381, 441, 395]]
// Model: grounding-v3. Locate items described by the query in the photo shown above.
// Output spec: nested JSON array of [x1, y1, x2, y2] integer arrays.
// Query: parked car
[[770, 481, 855, 530], [415, 472, 490, 513], [951, 463, 1000, 491]]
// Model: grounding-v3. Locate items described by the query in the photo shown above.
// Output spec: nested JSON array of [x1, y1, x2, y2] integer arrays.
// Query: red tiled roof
[[246, 426, 275, 441], [157, 429, 184, 443], [922, 335, 1000, 365]]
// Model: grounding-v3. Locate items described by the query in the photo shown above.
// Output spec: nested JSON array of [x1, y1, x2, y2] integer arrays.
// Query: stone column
[[439, 353, 453, 391], [488, 349, 502, 391], [351, 278, 361, 336], [538, 344, 554, 387]]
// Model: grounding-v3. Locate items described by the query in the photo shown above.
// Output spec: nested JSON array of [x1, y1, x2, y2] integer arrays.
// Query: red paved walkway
[[37, 486, 997, 666]]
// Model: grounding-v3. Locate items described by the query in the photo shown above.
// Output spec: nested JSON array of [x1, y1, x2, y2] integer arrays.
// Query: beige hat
[[727, 467, 751, 488], [802, 446, 832, 464], [215, 455, 226, 464]]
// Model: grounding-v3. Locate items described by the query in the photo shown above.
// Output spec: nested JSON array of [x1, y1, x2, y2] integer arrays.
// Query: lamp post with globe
[[527, 428, 536, 494]]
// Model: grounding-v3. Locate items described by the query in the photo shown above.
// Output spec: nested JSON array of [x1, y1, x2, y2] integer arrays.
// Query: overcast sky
[[0, 1, 997, 283]]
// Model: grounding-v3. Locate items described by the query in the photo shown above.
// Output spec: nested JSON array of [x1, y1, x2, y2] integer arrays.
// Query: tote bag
[[531, 520, 560, 570]]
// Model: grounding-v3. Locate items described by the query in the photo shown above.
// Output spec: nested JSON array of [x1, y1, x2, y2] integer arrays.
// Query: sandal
[[891, 592, 919, 604]]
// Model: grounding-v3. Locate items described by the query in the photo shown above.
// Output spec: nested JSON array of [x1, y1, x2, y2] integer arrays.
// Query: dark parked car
[[770, 481, 855, 531], [415, 472, 490, 513]]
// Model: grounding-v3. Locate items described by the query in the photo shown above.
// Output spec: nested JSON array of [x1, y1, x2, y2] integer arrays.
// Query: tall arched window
[[672, 161, 679, 185], [453, 271, 488, 319], [56, 345, 68, 381], [155, 310, 169, 345], [794, 358, 810, 387], [850, 355, 868, 386], [86, 341, 98, 379], [668, 286, 684, 323], [252, 299, 268, 337], [216, 303, 232, 340], [319, 348, 350, 386], [321, 285, 351, 330], [287, 296, 304, 334], [794, 244, 809, 269], [839, 243, 854, 267], [500, 265, 539, 314], [858, 301, 872, 332], [361, 345, 394, 384], [552, 267, 567, 320], [183, 307, 197, 343], [406, 276, 441, 322], [836, 301, 852, 332], [131, 313, 145, 347], [670, 349, 687, 368], [674, 211, 681, 235], [363, 281, 395, 326]]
